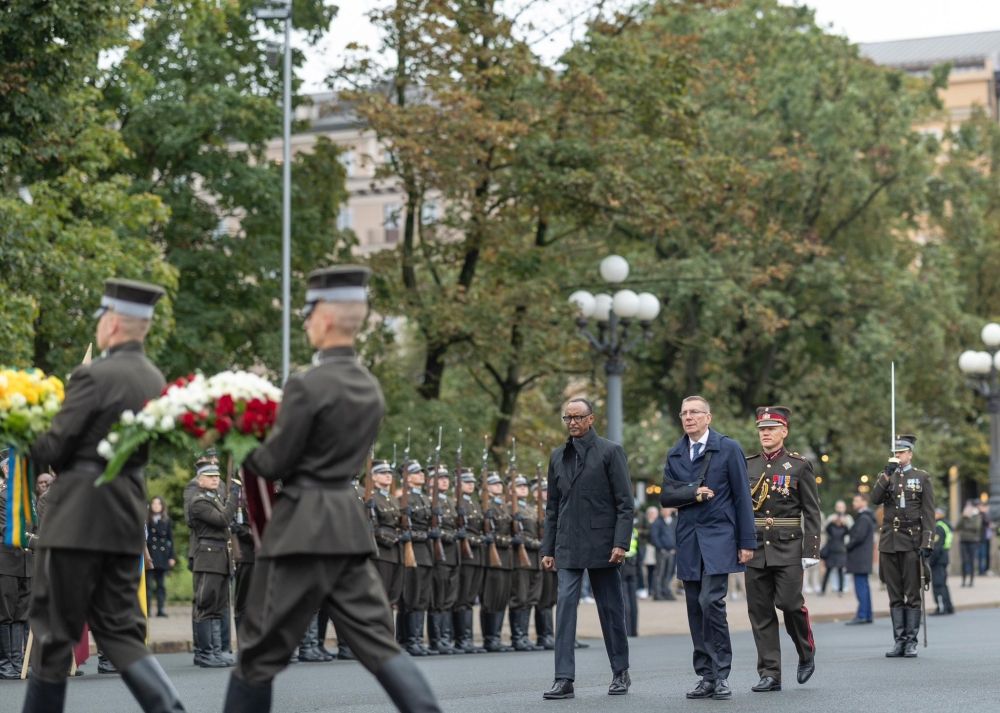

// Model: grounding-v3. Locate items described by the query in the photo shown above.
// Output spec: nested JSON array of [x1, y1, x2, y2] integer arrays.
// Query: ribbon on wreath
[[3, 446, 36, 548]]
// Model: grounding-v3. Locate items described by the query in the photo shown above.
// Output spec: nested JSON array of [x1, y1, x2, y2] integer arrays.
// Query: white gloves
[[802, 558, 820, 570]]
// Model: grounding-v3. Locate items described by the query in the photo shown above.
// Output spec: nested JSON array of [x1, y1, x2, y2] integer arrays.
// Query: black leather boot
[[494, 612, 514, 652], [454, 609, 484, 653], [535, 607, 555, 650], [429, 613, 455, 655], [375, 653, 443, 713], [218, 616, 235, 665], [395, 610, 408, 645], [510, 609, 532, 651], [337, 643, 356, 660], [210, 620, 234, 667], [317, 613, 334, 659], [439, 612, 459, 654], [21, 676, 67, 712], [0, 623, 18, 680], [885, 607, 906, 658], [405, 612, 428, 656], [192, 620, 215, 667], [11, 622, 27, 674], [903, 608, 920, 657], [121, 656, 187, 713], [222, 674, 272, 713], [296, 617, 329, 662], [98, 651, 119, 674]]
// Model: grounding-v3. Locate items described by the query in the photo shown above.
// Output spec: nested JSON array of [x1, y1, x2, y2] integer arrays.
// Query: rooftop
[[860, 30, 1000, 70]]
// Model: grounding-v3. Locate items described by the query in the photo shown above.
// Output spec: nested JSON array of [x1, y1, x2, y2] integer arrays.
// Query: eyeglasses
[[561, 413, 593, 423], [678, 410, 708, 418]]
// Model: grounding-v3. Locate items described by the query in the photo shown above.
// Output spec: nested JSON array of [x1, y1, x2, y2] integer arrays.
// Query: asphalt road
[[4, 608, 998, 712]]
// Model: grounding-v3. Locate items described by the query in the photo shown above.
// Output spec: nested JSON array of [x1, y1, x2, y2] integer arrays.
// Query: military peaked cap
[[94, 278, 165, 320], [756, 406, 790, 428]]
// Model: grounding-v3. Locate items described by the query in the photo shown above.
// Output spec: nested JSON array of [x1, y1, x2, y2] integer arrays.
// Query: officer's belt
[[71, 459, 141, 478], [887, 518, 921, 529], [198, 538, 228, 546], [754, 517, 801, 527], [285, 475, 356, 490]]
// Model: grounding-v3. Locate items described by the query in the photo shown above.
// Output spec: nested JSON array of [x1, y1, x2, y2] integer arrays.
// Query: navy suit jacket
[[662, 428, 755, 580]]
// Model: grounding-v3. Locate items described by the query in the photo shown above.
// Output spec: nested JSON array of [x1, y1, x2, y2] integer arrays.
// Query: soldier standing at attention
[[189, 462, 239, 668], [370, 460, 404, 614], [744, 407, 821, 693], [508, 475, 543, 651], [871, 434, 934, 658], [480, 473, 514, 652], [222, 266, 441, 713], [428, 466, 459, 655], [452, 468, 486, 654], [533, 479, 556, 651], [23, 279, 187, 713], [399, 460, 434, 657]]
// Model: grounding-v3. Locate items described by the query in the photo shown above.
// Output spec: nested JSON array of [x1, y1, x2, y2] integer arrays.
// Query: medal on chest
[[771, 473, 791, 497]]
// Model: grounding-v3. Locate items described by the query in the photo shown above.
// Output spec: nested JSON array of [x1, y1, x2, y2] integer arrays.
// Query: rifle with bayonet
[[509, 437, 532, 569], [480, 435, 502, 567], [429, 427, 446, 563], [455, 428, 474, 561], [397, 428, 417, 568]]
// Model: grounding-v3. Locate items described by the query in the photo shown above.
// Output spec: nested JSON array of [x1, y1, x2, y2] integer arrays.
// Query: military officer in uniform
[[370, 460, 403, 608], [744, 407, 821, 692], [452, 468, 486, 654], [189, 462, 239, 668], [871, 434, 934, 658], [509, 475, 543, 651], [398, 460, 435, 656], [0, 449, 31, 679], [480, 473, 514, 652], [222, 266, 440, 713], [23, 279, 187, 712], [428, 466, 459, 655], [533, 478, 556, 650]]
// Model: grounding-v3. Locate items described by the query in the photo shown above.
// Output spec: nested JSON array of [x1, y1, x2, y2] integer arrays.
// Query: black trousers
[[745, 564, 814, 680], [653, 549, 676, 599], [456, 564, 484, 609], [880, 550, 921, 609], [193, 571, 231, 621], [233, 562, 254, 624], [684, 571, 732, 682], [931, 563, 951, 611], [510, 567, 543, 610], [554, 567, 628, 681], [235, 555, 399, 685], [376, 559, 403, 607], [29, 548, 149, 682], [480, 568, 511, 613], [0, 573, 30, 622], [144, 569, 167, 615], [430, 562, 459, 612]]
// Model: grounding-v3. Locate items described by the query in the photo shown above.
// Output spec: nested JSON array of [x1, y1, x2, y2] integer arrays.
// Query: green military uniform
[[744, 407, 821, 691], [223, 266, 440, 713], [24, 279, 186, 712], [399, 463, 434, 657], [369, 461, 403, 606], [871, 434, 934, 658], [428, 467, 460, 654], [0, 466, 32, 679], [480, 473, 513, 652], [452, 468, 486, 654], [189, 463, 238, 668], [533, 479, 556, 650], [509, 475, 543, 652]]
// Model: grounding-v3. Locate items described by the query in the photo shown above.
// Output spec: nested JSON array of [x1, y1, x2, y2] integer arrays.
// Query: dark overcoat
[[845, 508, 876, 575], [540, 428, 634, 570], [661, 429, 755, 581]]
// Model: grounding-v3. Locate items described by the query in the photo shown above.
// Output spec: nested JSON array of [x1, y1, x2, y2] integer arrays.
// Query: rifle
[[364, 444, 376, 543], [455, 428, 474, 561], [430, 427, 445, 563], [398, 428, 417, 568], [509, 437, 531, 569], [481, 435, 502, 567]]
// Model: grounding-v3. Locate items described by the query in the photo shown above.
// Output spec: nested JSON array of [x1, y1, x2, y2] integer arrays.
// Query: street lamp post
[[958, 322, 1000, 519], [254, 0, 293, 383], [568, 255, 661, 444]]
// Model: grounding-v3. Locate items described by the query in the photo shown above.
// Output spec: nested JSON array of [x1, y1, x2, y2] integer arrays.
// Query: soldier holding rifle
[[481, 471, 514, 652], [398, 460, 435, 657], [451, 446, 490, 654], [370, 459, 404, 609], [428, 461, 460, 655], [509, 474, 543, 652], [533, 472, 557, 651]]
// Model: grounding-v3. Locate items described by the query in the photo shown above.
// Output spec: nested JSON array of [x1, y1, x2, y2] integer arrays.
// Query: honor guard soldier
[[428, 466, 459, 655], [24, 279, 188, 712], [230, 491, 255, 640], [509, 475, 543, 651], [744, 407, 821, 692], [399, 460, 435, 657], [452, 467, 486, 653], [370, 460, 404, 608], [222, 266, 441, 713], [480, 473, 514, 652], [189, 462, 239, 668], [0, 449, 31, 679], [533, 478, 556, 650], [871, 434, 934, 658]]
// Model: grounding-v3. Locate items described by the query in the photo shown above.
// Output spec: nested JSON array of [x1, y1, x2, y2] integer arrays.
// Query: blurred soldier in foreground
[[222, 266, 440, 713]]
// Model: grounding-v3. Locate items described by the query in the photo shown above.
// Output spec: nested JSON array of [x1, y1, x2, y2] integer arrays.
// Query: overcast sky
[[300, 1, 1000, 91]]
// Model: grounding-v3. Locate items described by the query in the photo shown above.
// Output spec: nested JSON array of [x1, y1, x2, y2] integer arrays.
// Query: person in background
[[929, 508, 954, 616], [621, 524, 641, 637], [820, 504, 849, 596], [145, 496, 175, 619], [652, 507, 678, 601], [639, 508, 658, 599], [976, 501, 992, 576], [844, 494, 876, 625], [957, 501, 981, 588]]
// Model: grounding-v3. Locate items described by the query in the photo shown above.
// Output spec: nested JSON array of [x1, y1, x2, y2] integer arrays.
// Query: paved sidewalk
[[95, 573, 1000, 654]]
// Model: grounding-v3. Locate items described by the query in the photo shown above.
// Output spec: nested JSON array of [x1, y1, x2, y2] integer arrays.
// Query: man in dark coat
[[871, 434, 934, 658], [24, 279, 187, 713], [845, 493, 876, 625], [222, 266, 440, 713], [661, 395, 755, 701], [540, 398, 634, 700]]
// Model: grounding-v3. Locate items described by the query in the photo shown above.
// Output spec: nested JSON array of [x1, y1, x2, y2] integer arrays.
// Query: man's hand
[[738, 548, 754, 564], [609, 547, 627, 565], [541, 556, 555, 571], [801, 557, 820, 570], [168, 558, 176, 570], [695, 486, 715, 502]]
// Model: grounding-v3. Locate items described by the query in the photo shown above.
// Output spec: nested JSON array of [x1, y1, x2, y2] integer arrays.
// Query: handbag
[[660, 451, 713, 508]]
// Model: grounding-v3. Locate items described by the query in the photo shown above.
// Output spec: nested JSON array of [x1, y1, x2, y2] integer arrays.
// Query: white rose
[[138, 413, 157, 430], [121, 410, 136, 425], [97, 440, 114, 459], [107, 432, 120, 445], [159, 416, 175, 432]]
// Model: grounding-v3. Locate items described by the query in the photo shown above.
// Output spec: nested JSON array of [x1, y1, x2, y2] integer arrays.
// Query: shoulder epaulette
[[746, 452, 763, 461], [787, 451, 807, 461]]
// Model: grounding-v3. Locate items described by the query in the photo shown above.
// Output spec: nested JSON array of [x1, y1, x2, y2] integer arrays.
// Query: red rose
[[180, 412, 200, 436], [216, 394, 235, 418], [215, 415, 232, 436]]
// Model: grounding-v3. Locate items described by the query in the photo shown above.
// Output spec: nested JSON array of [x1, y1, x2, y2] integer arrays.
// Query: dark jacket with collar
[[540, 428, 634, 570], [662, 428, 755, 580], [845, 507, 876, 574]]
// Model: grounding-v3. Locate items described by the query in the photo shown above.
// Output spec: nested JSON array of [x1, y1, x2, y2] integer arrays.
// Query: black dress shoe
[[543, 679, 575, 699], [797, 658, 815, 684], [686, 679, 716, 699], [574, 639, 589, 649], [712, 679, 732, 700], [609, 670, 630, 695], [844, 618, 873, 625], [751, 676, 781, 692]]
